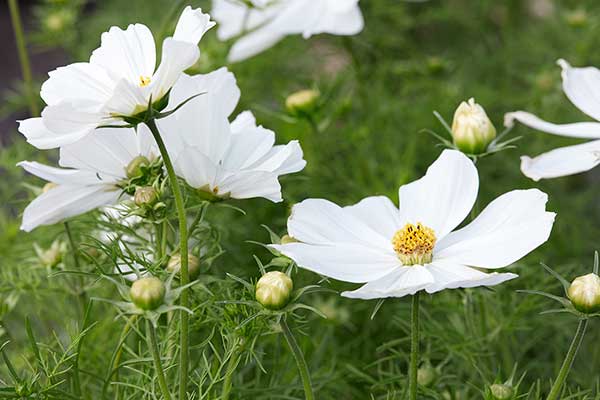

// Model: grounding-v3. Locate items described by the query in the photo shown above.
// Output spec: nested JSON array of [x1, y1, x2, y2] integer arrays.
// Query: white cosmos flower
[[271, 150, 555, 299], [18, 127, 157, 231], [18, 7, 215, 149], [158, 67, 306, 202], [212, 0, 364, 63], [505, 59, 600, 181]]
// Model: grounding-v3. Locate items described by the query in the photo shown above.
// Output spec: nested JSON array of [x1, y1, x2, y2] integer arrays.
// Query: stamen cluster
[[392, 222, 436, 266]]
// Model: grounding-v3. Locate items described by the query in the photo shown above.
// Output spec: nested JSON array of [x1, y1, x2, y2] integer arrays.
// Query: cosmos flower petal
[[21, 184, 121, 232], [504, 111, 600, 139], [435, 189, 555, 269], [398, 149, 478, 239], [90, 23, 156, 84], [520, 140, 600, 181], [173, 6, 216, 45], [287, 198, 394, 249], [18, 161, 100, 185], [424, 260, 518, 294], [40, 62, 114, 106], [216, 170, 282, 202], [251, 141, 307, 175], [558, 59, 600, 122], [59, 127, 157, 179], [341, 266, 434, 299], [150, 38, 200, 102], [272, 242, 398, 283], [343, 196, 401, 240], [228, 26, 285, 63]]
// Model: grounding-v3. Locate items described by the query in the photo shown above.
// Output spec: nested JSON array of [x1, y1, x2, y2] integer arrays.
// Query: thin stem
[[8, 0, 38, 116], [145, 119, 190, 399], [64, 222, 87, 316], [221, 345, 242, 400], [409, 292, 420, 400], [146, 320, 172, 400], [546, 319, 588, 400], [279, 318, 314, 400]]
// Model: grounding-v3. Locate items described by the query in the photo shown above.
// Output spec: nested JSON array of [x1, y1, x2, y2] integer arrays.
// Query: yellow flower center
[[139, 76, 151, 87], [392, 222, 436, 266]]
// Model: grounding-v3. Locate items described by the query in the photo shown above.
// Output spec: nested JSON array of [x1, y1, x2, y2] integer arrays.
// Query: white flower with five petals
[[272, 150, 555, 299], [19, 7, 215, 149], [159, 67, 306, 202], [505, 59, 600, 181], [212, 0, 364, 63], [19, 127, 157, 231]]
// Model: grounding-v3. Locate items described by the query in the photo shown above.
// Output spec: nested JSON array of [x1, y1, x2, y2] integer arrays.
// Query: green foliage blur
[[1, 0, 600, 398]]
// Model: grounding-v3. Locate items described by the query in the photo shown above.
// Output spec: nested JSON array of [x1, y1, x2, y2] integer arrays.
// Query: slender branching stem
[[220, 344, 242, 400], [8, 0, 38, 116], [145, 118, 190, 398], [146, 320, 172, 400], [546, 319, 588, 400], [280, 318, 314, 400], [409, 292, 420, 400]]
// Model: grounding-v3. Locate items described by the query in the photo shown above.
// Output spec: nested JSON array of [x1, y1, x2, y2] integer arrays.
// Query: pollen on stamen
[[139, 76, 151, 87], [392, 222, 436, 266]]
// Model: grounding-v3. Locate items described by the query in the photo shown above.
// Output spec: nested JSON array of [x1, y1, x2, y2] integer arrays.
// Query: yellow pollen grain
[[392, 222, 436, 265], [139, 76, 151, 87]]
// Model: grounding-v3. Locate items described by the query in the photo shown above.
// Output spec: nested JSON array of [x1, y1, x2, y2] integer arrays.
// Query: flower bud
[[489, 383, 514, 400], [134, 186, 158, 206], [255, 271, 293, 310], [285, 89, 320, 116], [451, 98, 496, 154], [130, 277, 166, 310], [35, 240, 63, 268], [417, 365, 437, 387], [166, 253, 201, 280], [567, 273, 600, 313], [125, 156, 150, 178]]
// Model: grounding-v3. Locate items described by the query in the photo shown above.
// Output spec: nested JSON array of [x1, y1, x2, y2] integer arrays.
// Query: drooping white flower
[[272, 150, 555, 299], [158, 67, 306, 202], [19, 7, 215, 149], [18, 127, 157, 231], [212, 0, 364, 63], [505, 59, 600, 181]]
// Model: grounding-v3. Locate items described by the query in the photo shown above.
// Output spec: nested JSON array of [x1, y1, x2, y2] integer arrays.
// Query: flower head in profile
[[505, 59, 600, 181], [272, 150, 555, 299], [159, 67, 306, 202], [212, 0, 364, 63], [19, 7, 215, 149], [19, 127, 158, 231]]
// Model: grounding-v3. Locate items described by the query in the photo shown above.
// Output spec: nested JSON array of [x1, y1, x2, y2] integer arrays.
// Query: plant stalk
[[546, 319, 588, 400], [279, 318, 314, 400], [64, 222, 87, 316], [145, 119, 190, 399], [409, 292, 420, 400], [146, 320, 172, 400], [8, 0, 38, 116], [221, 345, 242, 400]]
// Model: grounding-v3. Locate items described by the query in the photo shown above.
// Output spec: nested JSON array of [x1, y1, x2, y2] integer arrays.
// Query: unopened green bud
[[42, 182, 58, 193], [451, 98, 496, 154], [285, 89, 320, 116], [166, 253, 201, 280], [565, 9, 587, 28], [130, 277, 165, 310], [280, 234, 298, 244], [490, 383, 514, 400], [44, 10, 73, 32], [134, 186, 158, 206], [255, 271, 293, 310], [417, 365, 437, 387], [125, 156, 150, 178], [567, 273, 600, 313]]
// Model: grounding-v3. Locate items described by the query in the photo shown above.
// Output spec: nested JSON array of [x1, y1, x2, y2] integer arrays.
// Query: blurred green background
[[2, 0, 600, 398]]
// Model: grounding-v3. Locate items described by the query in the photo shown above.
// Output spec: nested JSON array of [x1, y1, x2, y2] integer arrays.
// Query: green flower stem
[[146, 320, 172, 400], [220, 345, 242, 400], [145, 119, 190, 398], [64, 222, 87, 316], [279, 318, 314, 400], [409, 292, 420, 400], [546, 319, 588, 400], [8, 0, 38, 116]]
